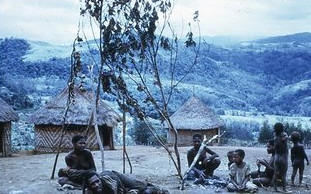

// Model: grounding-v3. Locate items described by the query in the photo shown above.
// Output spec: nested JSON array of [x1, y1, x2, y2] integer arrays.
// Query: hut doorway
[[99, 126, 113, 149]]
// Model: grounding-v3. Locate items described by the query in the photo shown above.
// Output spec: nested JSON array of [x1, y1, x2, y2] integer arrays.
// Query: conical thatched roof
[[29, 87, 121, 127], [168, 96, 223, 130], [0, 97, 19, 122]]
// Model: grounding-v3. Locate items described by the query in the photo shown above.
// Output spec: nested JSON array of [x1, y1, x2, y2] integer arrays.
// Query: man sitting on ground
[[58, 135, 96, 188], [187, 134, 221, 179], [251, 139, 275, 187]]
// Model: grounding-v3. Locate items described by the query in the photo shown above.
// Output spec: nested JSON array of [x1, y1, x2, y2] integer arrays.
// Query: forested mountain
[[1, 32, 311, 116]]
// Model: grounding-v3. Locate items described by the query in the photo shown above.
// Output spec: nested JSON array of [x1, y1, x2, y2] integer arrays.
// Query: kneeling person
[[187, 134, 221, 179]]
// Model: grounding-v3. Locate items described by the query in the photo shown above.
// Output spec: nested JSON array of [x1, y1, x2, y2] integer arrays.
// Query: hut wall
[[34, 125, 114, 153], [167, 128, 219, 146], [0, 122, 12, 157]]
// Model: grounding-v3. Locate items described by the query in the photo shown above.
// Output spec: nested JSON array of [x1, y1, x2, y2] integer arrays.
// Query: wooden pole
[[122, 100, 126, 173]]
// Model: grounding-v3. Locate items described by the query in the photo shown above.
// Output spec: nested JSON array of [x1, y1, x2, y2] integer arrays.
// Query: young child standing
[[290, 131, 309, 186], [227, 149, 258, 192]]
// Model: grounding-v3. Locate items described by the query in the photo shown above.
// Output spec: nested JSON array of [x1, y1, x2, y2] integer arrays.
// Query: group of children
[[226, 123, 309, 193]]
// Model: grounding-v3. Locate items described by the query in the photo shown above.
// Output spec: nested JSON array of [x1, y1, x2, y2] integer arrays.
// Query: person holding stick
[[187, 134, 221, 179]]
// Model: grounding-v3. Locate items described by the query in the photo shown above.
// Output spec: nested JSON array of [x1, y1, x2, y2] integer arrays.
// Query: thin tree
[[80, 0, 200, 179]]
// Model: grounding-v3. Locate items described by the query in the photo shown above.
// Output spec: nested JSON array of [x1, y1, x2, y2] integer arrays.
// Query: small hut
[[166, 96, 223, 146], [29, 87, 121, 153], [0, 98, 19, 157]]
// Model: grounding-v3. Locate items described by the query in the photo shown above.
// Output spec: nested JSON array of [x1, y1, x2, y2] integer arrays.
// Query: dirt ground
[[1, 146, 311, 194]]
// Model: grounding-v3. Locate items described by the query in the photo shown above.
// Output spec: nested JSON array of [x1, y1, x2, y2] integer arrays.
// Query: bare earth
[[1, 146, 311, 194]]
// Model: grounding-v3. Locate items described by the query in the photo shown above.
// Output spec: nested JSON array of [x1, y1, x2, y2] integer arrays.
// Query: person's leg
[[227, 183, 238, 192], [204, 158, 221, 176], [251, 171, 260, 179], [291, 166, 298, 185], [298, 164, 305, 185], [245, 181, 258, 192], [253, 177, 271, 187]]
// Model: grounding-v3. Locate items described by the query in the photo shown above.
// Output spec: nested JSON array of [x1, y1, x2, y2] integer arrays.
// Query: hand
[[198, 171, 206, 179]]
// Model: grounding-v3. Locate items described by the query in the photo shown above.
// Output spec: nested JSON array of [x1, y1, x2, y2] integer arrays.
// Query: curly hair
[[274, 122, 284, 135], [290, 131, 301, 143]]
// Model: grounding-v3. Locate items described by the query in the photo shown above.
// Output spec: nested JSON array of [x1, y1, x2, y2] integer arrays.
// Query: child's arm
[[229, 175, 240, 189], [241, 175, 250, 189], [303, 147, 309, 165], [291, 148, 294, 164]]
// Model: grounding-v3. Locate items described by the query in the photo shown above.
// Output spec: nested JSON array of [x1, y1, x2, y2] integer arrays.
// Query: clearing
[[1, 146, 310, 194]]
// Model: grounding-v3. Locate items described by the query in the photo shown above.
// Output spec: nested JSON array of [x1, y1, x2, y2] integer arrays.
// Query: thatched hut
[[29, 87, 121, 153], [0, 98, 19, 157], [166, 96, 223, 146]]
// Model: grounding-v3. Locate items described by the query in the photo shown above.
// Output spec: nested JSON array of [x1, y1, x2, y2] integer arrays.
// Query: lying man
[[187, 134, 221, 179], [251, 139, 275, 187], [58, 135, 96, 188], [85, 170, 169, 194]]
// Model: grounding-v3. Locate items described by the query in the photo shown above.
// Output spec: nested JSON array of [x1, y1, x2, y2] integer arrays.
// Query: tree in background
[[258, 120, 273, 143]]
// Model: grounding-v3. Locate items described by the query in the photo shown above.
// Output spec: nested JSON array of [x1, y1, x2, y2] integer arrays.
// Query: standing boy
[[290, 131, 309, 186], [227, 149, 258, 192]]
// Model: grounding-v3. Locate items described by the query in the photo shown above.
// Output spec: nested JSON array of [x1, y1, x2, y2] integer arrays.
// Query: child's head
[[274, 122, 284, 135], [227, 150, 235, 163], [290, 131, 301, 143], [233, 149, 245, 164], [266, 139, 275, 154]]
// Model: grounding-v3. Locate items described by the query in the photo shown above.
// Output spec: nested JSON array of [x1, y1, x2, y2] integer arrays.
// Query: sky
[[0, 0, 311, 44]]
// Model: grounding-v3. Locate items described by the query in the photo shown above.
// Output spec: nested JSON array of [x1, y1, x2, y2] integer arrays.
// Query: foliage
[[222, 123, 254, 142], [80, 0, 200, 179], [258, 120, 273, 143]]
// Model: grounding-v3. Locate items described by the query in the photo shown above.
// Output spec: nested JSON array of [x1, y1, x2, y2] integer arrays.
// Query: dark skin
[[252, 142, 275, 187], [87, 173, 169, 194], [60, 138, 96, 186], [187, 137, 220, 178], [291, 141, 309, 186], [229, 153, 249, 191], [273, 131, 288, 192], [65, 138, 96, 171]]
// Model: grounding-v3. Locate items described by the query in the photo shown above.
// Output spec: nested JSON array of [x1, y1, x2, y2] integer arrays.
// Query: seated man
[[187, 134, 221, 179], [85, 170, 169, 194], [58, 135, 96, 188], [251, 139, 275, 187]]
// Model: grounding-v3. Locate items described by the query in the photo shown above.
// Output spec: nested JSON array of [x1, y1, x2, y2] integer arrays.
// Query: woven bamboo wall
[[34, 125, 113, 153], [0, 122, 12, 157], [167, 128, 219, 146]]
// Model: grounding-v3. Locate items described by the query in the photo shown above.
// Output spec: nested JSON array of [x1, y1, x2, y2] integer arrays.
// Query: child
[[290, 131, 309, 186], [227, 149, 258, 192], [273, 123, 288, 192], [227, 151, 235, 170]]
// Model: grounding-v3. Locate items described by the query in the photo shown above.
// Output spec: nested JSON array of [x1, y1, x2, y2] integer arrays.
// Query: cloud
[[0, 0, 310, 44]]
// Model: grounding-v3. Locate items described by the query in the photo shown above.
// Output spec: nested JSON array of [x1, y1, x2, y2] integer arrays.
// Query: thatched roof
[[29, 87, 121, 127], [168, 96, 223, 130], [0, 97, 19, 122]]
